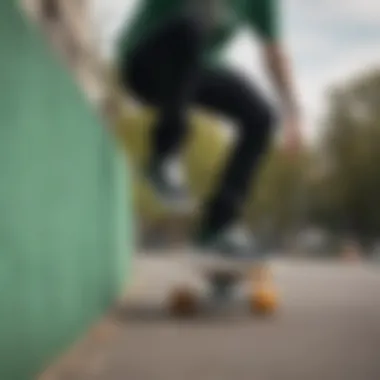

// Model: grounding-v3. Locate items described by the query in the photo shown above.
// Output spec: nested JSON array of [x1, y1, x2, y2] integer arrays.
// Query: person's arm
[[247, 0, 302, 151], [263, 42, 303, 154], [263, 43, 299, 121]]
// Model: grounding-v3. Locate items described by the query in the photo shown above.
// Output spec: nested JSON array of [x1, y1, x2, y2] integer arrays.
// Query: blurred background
[[23, 0, 380, 258], [96, 0, 380, 259], [1, 1, 380, 379]]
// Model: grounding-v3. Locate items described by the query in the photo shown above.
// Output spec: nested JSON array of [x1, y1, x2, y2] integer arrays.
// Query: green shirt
[[118, 0, 279, 64]]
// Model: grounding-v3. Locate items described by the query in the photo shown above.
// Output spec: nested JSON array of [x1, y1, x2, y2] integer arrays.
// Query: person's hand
[[282, 114, 303, 158]]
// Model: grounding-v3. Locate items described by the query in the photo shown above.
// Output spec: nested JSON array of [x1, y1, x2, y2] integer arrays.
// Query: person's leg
[[119, 15, 208, 207], [193, 66, 276, 248], [120, 14, 206, 169], [118, 15, 275, 248]]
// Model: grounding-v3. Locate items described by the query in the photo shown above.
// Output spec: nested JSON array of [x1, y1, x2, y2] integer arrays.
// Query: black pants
[[120, 15, 275, 237]]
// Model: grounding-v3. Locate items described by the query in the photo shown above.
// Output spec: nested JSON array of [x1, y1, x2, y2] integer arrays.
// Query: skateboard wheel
[[249, 287, 278, 316], [169, 287, 199, 317]]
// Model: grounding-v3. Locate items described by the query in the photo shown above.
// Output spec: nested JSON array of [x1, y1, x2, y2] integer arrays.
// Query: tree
[[245, 140, 311, 243], [316, 68, 380, 245]]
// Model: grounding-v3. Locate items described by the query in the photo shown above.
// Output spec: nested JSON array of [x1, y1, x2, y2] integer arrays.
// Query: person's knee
[[243, 101, 277, 146]]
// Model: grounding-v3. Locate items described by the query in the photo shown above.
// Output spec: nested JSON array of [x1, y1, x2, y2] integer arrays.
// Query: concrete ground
[[45, 255, 380, 380]]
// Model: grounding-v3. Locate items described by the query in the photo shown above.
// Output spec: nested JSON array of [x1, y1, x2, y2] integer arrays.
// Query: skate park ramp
[[0, 2, 133, 379]]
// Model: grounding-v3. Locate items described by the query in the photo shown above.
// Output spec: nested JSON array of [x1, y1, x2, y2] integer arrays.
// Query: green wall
[[0, 2, 133, 379]]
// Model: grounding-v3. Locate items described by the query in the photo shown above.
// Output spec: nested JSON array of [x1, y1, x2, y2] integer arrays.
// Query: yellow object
[[249, 265, 278, 315], [250, 286, 278, 315]]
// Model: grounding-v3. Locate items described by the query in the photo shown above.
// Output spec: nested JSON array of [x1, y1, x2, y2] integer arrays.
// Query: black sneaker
[[144, 157, 196, 214], [192, 224, 264, 272]]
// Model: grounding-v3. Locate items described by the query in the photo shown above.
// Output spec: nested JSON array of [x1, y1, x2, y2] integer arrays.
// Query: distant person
[[117, 0, 302, 258]]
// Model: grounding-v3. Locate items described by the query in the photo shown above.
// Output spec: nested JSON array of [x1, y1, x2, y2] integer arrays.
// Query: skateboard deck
[[168, 251, 278, 317]]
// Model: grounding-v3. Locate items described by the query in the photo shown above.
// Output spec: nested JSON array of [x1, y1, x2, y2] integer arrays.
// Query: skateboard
[[168, 253, 278, 317]]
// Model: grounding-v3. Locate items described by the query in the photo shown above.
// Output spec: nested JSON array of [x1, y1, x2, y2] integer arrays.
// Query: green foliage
[[246, 143, 309, 234], [312, 68, 380, 241]]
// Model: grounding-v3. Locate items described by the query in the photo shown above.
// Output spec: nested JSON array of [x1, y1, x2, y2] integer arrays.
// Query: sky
[[90, 0, 380, 140]]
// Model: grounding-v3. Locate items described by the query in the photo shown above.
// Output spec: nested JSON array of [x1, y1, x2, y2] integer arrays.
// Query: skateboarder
[[117, 0, 302, 258]]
